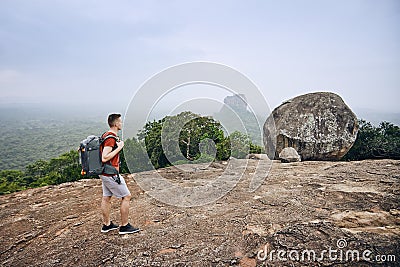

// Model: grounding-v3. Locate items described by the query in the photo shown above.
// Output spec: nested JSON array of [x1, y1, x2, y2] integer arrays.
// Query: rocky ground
[[0, 159, 399, 267]]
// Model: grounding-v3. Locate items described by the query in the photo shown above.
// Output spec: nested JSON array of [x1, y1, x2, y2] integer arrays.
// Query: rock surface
[[0, 159, 399, 267], [246, 154, 269, 160], [264, 92, 358, 160], [279, 147, 301, 163]]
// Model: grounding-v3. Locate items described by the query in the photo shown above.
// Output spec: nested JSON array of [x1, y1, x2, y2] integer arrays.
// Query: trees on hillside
[[131, 111, 263, 170], [343, 120, 400, 160], [120, 138, 153, 173], [1, 111, 264, 194], [5, 112, 398, 195], [0, 150, 81, 194]]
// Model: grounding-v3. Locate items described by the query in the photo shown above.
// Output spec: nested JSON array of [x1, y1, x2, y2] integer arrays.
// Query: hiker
[[99, 113, 140, 234]]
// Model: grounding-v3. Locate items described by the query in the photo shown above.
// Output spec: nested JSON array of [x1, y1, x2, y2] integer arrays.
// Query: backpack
[[78, 133, 119, 177]]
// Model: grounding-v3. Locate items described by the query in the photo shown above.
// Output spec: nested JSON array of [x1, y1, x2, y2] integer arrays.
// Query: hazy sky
[[0, 0, 399, 115]]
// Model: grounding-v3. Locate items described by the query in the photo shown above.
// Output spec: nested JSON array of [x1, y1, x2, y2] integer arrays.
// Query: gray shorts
[[100, 174, 131, 198]]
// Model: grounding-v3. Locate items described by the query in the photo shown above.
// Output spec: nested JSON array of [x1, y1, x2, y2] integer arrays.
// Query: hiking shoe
[[101, 221, 119, 233], [119, 223, 140, 234]]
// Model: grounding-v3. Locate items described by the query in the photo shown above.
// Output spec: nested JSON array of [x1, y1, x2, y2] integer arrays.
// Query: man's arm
[[102, 141, 124, 163]]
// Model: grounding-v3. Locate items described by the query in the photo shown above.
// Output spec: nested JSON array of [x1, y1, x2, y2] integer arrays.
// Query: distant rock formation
[[279, 147, 301, 163], [215, 94, 263, 145], [223, 94, 247, 111], [264, 92, 358, 160]]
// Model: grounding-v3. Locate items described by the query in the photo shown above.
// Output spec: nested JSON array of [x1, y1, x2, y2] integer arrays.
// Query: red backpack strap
[[100, 132, 118, 152]]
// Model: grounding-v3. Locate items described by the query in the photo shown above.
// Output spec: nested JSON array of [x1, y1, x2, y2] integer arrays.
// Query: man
[[99, 113, 140, 234]]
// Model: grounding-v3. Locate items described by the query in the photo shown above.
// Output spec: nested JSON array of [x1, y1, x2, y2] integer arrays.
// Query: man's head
[[108, 113, 122, 130]]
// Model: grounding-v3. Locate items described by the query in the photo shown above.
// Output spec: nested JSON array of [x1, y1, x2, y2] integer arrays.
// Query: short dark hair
[[108, 113, 121, 127]]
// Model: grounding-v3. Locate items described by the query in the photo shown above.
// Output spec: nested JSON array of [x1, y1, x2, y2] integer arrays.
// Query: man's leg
[[101, 196, 112, 226], [120, 194, 131, 226]]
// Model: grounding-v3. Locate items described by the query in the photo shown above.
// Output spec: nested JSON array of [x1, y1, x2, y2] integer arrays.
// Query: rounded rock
[[264, 92, 358, 160]]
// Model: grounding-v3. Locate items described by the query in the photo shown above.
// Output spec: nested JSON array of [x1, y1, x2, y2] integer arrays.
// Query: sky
[[0, 0, 399, 118]]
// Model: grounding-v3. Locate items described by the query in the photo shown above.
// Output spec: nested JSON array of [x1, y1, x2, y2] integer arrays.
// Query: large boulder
[[264, 92, 358, 160]]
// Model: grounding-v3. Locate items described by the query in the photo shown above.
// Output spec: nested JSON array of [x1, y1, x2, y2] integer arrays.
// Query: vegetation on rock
[[343, 120, 400, 160]]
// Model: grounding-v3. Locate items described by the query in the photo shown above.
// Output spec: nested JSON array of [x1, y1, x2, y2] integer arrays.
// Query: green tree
[[133, 112, 264, 168], [0, 170, 25, 194], [1, 150, 83, 194], [216, 136, 231, 160], [227, 131, 263, 159], [344, 120, 400, 160], [177, 113, 224, 161], [121, 138, 153, 173], [138, 118, 169, 169], [136, 112, 227, 168]]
